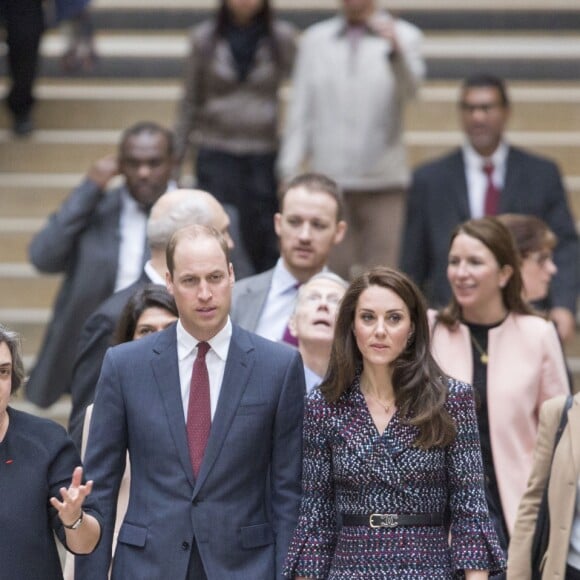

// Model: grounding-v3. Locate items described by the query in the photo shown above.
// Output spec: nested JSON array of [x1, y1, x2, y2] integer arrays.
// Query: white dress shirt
[[143, 260, 166, 285], [462, 141, 508, 218], [255, 259, 301, 342], [114, 189, 148, 291], [175, 318, 232, 421]]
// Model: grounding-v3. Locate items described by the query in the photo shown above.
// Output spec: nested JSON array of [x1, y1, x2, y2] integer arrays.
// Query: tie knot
[[196, 342, 210, 360], [483, 161, 494, 176]]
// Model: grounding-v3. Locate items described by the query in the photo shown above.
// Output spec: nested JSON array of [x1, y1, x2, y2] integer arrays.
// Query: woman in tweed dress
[[284, 267, 506, 579]]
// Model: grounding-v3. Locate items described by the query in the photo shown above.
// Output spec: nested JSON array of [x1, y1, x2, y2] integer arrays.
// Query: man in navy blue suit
[[77, 224, 305, 579], [400, 73, 579, 343]]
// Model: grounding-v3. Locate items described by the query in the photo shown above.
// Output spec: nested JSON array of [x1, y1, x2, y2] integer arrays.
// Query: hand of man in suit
[[550, 307, 576, 344], [86, 154, 120, 191]]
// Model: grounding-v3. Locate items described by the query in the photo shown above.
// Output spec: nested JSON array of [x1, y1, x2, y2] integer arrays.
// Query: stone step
[[1, 81, 580, 132], [1, 128, 579, 174], [2, 31, 576, 80]]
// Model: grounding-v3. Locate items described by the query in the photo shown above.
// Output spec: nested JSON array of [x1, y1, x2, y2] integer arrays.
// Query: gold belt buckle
[[369, 513, 398, 528]]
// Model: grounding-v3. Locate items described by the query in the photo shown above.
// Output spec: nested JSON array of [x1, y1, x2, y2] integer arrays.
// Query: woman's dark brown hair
[[438, 217, 535, 327], [114, 285, 178, 345], [320, 267, 456, 449]]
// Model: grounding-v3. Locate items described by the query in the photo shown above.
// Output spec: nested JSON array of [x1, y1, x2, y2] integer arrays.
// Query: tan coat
[[508, 394, 580, 579], [429, 311, 569, 533]]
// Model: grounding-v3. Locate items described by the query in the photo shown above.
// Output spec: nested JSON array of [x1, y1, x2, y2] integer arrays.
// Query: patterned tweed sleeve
[[283, 389, 337, 579], [445, 379, 507, 576]]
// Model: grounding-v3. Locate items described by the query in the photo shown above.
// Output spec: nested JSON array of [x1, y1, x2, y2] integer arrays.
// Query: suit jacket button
[[192, 498, 198, 506], [182, 541, 190, 551]]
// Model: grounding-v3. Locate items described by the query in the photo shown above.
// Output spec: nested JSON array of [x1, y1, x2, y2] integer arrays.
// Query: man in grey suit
[[231, 173, 347, 344], [400, 73, 579, 343], [26, 121, 175, 407], [77, 224, 304, 579]]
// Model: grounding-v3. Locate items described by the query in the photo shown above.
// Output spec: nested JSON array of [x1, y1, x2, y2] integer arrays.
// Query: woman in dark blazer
[[0, 325, 102, 579]]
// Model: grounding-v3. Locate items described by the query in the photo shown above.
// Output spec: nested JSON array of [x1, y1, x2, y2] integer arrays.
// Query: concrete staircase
[[2, 0, 580, 423]]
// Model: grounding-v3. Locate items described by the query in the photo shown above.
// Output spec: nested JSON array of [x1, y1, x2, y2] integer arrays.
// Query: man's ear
[[229, 263, 235, 286], [334, 220, 347, 245], [165, 271, 174, 295], [288, 315, 298, 338], [274, 213, 282, 237]]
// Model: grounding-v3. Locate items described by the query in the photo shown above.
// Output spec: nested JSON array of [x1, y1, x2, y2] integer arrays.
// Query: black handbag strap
[[552, 395, 574, 454]]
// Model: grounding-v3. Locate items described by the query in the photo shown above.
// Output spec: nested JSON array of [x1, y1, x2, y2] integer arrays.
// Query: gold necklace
[[469, 332, 489, 365], [361, 386, 396, 415]]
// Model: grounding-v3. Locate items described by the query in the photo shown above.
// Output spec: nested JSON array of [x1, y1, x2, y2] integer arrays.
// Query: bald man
[[68, 189, 233, 449]]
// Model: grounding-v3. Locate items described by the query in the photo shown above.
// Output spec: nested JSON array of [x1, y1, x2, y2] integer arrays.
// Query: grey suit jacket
[[400, 146, 579, 313], [27, 179, 126, 407], [76, 323, 304, 580], [230, 268, 274, 332]]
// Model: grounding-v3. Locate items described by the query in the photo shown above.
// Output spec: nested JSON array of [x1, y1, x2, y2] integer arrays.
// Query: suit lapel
[[500, 147, 523, 212], [193, 326, 255, 495], [151, 326, 195, 487], [448, 151, 471, 220], [568, 396, 580, 476]]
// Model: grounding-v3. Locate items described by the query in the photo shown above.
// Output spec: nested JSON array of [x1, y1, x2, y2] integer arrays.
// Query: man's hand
[[86, 155, 120, 190], [367, 14, 400, 56], [549, 306, 576, 344]]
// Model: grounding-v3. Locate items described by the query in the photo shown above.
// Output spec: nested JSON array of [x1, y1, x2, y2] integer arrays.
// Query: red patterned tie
[[483, 161, 500, 216], [186, 341, 211, 477]]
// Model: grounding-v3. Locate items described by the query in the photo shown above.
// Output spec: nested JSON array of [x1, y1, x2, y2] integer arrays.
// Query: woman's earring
[[406, 332, 414, 346]]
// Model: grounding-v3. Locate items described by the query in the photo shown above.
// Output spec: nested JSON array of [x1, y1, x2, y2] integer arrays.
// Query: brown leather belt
[[342, 512, 444, 528]]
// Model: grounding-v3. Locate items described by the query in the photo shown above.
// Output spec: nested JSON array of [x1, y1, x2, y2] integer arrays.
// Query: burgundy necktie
[[282, 283, 300, 347], [483, 161, 500, 216], [186, 341, 211, 477]]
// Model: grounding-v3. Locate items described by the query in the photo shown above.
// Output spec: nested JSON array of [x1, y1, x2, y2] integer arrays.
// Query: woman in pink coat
[[429, 217, 569, 563]]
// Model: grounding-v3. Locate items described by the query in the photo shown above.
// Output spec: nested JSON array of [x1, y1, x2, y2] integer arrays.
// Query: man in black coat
[[400, 73, 579, 343]]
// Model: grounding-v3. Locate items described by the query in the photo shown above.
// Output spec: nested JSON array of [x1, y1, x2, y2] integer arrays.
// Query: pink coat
[[428, 311, 569, 532]]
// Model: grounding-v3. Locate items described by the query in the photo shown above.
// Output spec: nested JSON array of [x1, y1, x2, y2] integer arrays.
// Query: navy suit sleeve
[[68, 310, 117, 450], [75, 348, 128, 579], [541, 163, 579, 313], [270, 350, 305, 576], [400, 167, 431, 289], [29, 178, 105, 273]]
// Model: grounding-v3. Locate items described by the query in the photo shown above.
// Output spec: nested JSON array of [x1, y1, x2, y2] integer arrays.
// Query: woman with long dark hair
[[174, 0, 296, 275], [284, 266, 505, 579]]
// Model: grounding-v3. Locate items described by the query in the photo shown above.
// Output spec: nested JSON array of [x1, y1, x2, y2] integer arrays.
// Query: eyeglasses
[[459, 102, 504, 114]]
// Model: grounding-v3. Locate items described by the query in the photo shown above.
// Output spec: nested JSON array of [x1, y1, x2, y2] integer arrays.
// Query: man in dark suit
[[77, 224, 304, 579], [400, 73, 579, 342], [26, 121, 175, 407], [67, 188, 233, 449], [231, 173, 347, 344]]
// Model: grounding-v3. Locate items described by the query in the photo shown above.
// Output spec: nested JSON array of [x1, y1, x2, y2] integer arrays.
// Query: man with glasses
[[400, 73, 579, 343]]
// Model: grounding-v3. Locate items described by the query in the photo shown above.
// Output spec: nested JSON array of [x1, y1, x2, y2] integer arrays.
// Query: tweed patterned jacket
[[283, 376, 506, 579]]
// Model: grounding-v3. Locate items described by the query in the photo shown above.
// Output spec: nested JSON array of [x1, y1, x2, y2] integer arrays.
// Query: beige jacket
[[508, 394, 580, 579], [429, 311, 569, 533]]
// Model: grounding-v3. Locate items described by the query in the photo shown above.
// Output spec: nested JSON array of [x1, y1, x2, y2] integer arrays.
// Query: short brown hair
[[279, 173, 344, 221], [166, 224, 230, 277], [321, 267, 456, 449]]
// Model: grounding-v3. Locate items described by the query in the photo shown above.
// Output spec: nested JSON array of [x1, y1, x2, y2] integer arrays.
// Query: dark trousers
[[0, 0, 44, 119], [567, 564, 580, 580], [196, 147, 279, 276]]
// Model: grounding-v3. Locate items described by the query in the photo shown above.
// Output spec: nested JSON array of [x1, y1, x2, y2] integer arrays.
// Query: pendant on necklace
[[480, 353, 489, 365]]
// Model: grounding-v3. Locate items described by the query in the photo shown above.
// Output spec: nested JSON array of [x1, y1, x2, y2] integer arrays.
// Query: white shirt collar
[[462, 140, 509, 175], [270, 258, 300, 297], [176, 317, 232, 362], [143, 261, 166, 285]]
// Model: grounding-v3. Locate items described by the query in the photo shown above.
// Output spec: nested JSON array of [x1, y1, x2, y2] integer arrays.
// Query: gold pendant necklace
[[469, 333, 489, 365], [362, 389, 395, 415]]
